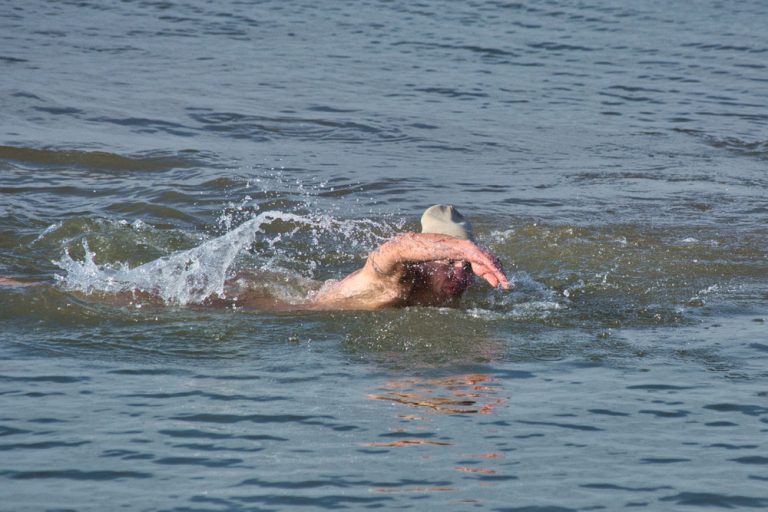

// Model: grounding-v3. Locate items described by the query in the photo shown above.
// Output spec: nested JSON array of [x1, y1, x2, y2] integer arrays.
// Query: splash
[[465, 271, 564, 321], [54, 210, 392, 306]]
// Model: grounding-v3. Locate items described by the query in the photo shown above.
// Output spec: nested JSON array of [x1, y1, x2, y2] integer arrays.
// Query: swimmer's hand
[[468, 249, 511, 291]]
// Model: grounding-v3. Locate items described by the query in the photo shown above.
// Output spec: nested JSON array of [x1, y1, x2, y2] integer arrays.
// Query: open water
[[1, 0, 767, 510]]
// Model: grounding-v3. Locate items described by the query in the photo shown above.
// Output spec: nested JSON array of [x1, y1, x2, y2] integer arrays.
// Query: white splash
[[31, 222, 63, 245], [54, 211, 344, 305]]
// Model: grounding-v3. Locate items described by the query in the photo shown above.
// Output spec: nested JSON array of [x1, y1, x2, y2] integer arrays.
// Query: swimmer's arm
[[365, 233, 511, 290], [309, 233, 510, 310]]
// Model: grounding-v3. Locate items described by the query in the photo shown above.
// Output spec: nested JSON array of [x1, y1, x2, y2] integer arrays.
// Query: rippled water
[[1, 0, 767, 510]]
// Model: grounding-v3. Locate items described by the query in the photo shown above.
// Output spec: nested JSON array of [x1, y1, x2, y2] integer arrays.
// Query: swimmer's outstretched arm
[[366, 233, 511, 290]]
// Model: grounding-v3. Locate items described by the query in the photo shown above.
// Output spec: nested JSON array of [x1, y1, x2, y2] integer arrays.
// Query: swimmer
[[1, 205, 511, 311], [302, 204, 510, 310]]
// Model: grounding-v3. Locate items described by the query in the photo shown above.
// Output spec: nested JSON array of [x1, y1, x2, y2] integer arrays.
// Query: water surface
[[1, 0, 767, 510]]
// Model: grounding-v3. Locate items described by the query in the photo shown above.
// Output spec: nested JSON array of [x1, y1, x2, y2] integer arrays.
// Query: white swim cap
[[420, 204, 473, 240]]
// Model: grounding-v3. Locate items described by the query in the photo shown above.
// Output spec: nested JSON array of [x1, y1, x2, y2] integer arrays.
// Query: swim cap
[[420, 204, 473, 240]]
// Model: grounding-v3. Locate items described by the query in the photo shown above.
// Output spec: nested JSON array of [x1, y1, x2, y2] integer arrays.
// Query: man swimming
[[302, 204, 511, 310], [1, 205, 511, 311]]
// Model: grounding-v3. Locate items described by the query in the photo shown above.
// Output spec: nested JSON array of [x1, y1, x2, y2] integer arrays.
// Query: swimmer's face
[[420, 260, 474, 297]]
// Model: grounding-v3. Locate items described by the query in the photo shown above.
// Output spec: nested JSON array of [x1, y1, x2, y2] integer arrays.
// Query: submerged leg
[[0, 278, 42, 287]]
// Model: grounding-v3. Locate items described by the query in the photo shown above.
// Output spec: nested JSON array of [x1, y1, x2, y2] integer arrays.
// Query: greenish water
[[1, 0, 767, 510]]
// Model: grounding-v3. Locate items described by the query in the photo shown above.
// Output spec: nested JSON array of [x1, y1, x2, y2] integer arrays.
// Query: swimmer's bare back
[[201, 292, 310, 313], [0, 276, 310, 312]]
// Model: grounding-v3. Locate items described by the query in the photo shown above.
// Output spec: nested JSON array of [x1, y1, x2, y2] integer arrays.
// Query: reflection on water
[[364, 439, 453, 448], [454, 466, 497, 475], [368, 374, 504, 415], [370, 485, 456, 494], [363, 374, 506, 473], [362, 373, 512, 499]]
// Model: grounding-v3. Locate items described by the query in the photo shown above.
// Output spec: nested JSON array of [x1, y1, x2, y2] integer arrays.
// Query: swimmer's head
[[420, 204, 473, 240], [418, 259, 475, 298]]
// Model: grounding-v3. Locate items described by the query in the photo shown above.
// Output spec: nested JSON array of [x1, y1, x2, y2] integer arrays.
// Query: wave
[[0, 145, 197, 172]]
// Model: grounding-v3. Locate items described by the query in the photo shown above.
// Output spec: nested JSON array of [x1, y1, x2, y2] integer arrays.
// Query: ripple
[[626, 384, 697, 391], [704, 135, 768, 160], [188, 110, 412, 144], [516, 420, 603, 432], [101, 449, 154, 460], [231, 494, 393, 508], [0, 440, 89, 451], [153, 456, 243, 467], [581, 483, 673, 492], [703, 403, 768, 416], [0, 374, 89, 384], [495, 506, 578, 512], [92, 116, 196, 137], [0, 469, 153, 480], [640, 458, 691, 464], [234, 476, 445, 489], [638, 409, 690, 418], [109, 368, 192, 376], [0, 426, 31, 437], [392, 40, 519, 62], [660, 492, 768, 508], [708, 443, 759, 450], [105, 201, 200, 223], [414, 87, 490, 99], [169, 412, 358, 432], [528, 41, 594, 52], [0, 145, 195, 171], [588, 409, 630, 417], [0, 56, 29, 64], [123, 390, 288, 402], [730, 456, 768, 465], [159, 429, 287, 442], [680, 42, 768, 53]]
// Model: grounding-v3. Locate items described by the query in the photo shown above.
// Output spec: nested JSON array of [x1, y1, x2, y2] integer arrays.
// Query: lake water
[[1, 0, 767, 510]]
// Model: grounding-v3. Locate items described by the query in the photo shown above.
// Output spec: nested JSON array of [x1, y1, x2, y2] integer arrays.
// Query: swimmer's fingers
[[467, 250, 511, 290], [474, 263, 511, 290]]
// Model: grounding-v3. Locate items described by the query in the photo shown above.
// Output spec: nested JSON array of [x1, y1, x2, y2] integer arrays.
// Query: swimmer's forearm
[[370, 233, 468, 269], [367, 233, 510, 289]]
